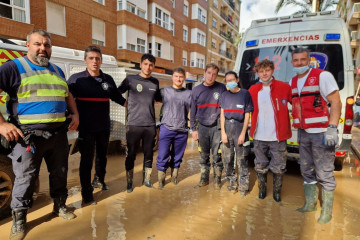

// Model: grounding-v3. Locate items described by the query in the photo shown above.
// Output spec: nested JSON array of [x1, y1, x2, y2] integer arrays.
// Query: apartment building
[[0, 0, 221, 81], [206, 0, 241, 78], [338, 0, 360, 79]]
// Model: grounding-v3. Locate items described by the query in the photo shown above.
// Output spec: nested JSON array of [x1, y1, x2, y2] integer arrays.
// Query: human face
[[203, 67, 218, 86], [224, 73, 239, 92], [84, 51, 102, 76], [291, 52, 310, 69], [140, 59, 155, 78], [172, 72, 185, 89], [26, 33, 52, 66], [257, 66, 274, 84]]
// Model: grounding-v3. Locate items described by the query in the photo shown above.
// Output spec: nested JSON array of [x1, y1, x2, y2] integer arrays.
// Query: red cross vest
[[291, 68, 329, 129]]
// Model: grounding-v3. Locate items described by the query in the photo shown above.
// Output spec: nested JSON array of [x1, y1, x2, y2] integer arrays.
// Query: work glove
[[322, 126, 338, 147]]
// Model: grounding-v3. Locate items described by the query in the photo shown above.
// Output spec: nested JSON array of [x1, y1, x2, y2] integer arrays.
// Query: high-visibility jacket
[[12, 57, 68, 125], [291, 68, 329, 129]]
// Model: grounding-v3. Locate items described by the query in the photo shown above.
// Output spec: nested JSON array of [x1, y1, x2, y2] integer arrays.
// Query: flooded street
[[1, 138, 360, 240]]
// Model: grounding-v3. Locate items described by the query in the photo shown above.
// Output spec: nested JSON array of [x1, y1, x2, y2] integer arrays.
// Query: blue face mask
[[259, 76, 273, 84], [226, 82, 238, 90], [293, 65, 310, 75]]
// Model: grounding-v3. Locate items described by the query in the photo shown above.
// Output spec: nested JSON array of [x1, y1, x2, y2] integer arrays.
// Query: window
[[117, 0, 122, 10], [155, 8, 162, 25], [163, 12, 169, 29], [211, 39, 216, 48], [93, 0, 104, 5], [137, 38, 145, 53], [126, 3, 136, 13], [171, 0, 175, 8], [46, 1, 66, 36], [137, 8, 146, 18], [183, 26, 188, 42], [183, 2, 188, 16], [0, 0, 28, 23], [196, 58, 204, 68], [127, 43, 136, 51], [211, 57, 215, 63], [155, 7, 170, 30], [197, 32, 206, 46], [92, 17, 105, 46], [170, 22, 174, 36], [213, 0, 218, 7], [183, 58, 187, 66], [212, 18, 217, 28], [197, 8, 206, 23], [155, 43, 161, 57], [148, 43, 152, 54]]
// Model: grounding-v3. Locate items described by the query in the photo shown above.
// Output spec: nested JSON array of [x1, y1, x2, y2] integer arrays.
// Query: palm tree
[[275, 0, 339, 14]]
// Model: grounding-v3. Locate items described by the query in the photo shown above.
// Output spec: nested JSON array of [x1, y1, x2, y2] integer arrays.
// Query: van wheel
[[334, 157, 344, 171], [0, 160, 14, 219]]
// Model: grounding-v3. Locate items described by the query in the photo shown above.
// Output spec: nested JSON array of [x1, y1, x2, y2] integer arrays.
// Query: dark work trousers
[[156, 125, 188, 172], [9, 131, 69, 209], [125, 125, 156, 171], [221, 120, 250, 191], [298, 129, 336, 191], [198, 123, 223, 171], [78, 130, 110, 199], [253, 140, 287, 174]]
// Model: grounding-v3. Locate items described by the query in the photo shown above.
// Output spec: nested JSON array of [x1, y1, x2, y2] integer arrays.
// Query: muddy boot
[[318, 188, 334, 224], [171, 168, 179, 185], [212, 165, 216, 180], [196, 166, 210, 187], [273, 174, 283, 202], [143, 167, 154, 188], [158, 171, 166, 190], [257, 172, 267, 199], [53, 196, 76, 220], [92, 175, 110, 191], [9, 209, 27, 240], [214, 167, 222, 190], [227, 178, 237, 192], [126, 169, 134, 193], [297, 183, 318, 212]]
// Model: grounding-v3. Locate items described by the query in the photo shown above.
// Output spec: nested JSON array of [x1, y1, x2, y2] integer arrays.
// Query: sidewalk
[[351, 126, 360, 159]]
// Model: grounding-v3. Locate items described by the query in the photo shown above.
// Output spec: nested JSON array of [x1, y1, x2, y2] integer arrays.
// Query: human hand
[[238, 133, 245, 145], [322, 127, 338, 147], [192, 131, 198, 141], [0, 122, 24, 141], [221, 133, 228, 144], [67, 113, 79, 131]]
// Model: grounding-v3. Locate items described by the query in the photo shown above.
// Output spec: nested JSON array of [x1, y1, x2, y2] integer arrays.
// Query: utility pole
[[312, 0, 320, 12]]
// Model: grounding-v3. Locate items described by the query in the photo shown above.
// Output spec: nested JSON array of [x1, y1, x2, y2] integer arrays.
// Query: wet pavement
[[1, 135, 360, 240]]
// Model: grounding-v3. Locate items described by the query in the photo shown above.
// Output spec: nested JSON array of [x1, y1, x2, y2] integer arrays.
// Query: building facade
[[0, 0, 240, 81]]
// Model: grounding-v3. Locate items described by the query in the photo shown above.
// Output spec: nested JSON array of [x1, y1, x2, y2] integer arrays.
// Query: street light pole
[[312, 0, 317, 12]]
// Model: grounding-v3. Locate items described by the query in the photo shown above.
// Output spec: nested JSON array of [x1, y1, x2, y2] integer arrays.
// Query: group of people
[[0, 29, 341, 240]]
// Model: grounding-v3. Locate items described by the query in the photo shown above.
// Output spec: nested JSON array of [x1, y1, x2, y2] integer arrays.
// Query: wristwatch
[[328, 124, 337, 128]]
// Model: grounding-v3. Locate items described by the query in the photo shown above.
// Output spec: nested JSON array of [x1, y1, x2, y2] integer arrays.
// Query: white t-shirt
[[254, 85, 277, 141], [289, 69, 339, 133]]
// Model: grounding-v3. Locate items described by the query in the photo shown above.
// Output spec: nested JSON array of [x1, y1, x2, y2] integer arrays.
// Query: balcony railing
[[225, 0, 235, 11], [220, 11, 234, 26], [219, 49, 232, 59], [219, 30, 234, 43], [347, 3, 360, 25], [351, 31, 360, 41]]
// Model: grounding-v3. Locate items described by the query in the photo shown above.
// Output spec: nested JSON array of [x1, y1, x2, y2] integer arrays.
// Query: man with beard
[[0, 29, 79, 239]]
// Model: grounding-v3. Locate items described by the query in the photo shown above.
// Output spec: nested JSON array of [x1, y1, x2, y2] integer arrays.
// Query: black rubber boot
[[92, 175, 110, 190], [257, 172, 267, 199], [171, 168, 179, 185], [53, 196, 76, 219], [143, 167, 154, 188], [318, 188, 334, 224], [227, 178, 237, 192], [273, 174, 283, 202], [9, 209, 27, 240], [126, 169, 134, 193], [214, 167, 222, 190], [158, 171, 166, 190], [297, 183, 318, 212], [196, 166, 210, 188]]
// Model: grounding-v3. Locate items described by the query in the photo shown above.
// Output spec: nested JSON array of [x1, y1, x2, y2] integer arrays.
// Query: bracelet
[[328, 124, 337, 129]]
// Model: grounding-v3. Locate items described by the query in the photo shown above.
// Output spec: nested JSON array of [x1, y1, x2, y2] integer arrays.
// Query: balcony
[[351, 31, 360, 49], [347, 3, 360, 25], [219, 49, 232, 59], [219, 30, 234, 43], [220, 11, 234, 26], [225, 0, 235, 11]]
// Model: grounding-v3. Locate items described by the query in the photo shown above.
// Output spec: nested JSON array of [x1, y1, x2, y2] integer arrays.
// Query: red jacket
[[249, 79, 292, 142], [291, 68, 329, 129]]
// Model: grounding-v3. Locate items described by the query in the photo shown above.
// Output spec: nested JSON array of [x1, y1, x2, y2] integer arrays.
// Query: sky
[[239, 0, 337, 32]]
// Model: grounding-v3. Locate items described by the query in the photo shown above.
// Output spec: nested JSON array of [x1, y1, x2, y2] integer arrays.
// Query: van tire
[[334, 157, 344, 171], [0, 157, 14, 220]]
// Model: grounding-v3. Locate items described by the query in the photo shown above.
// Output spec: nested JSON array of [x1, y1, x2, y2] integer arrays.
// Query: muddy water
[[1, 139, 360, 240]]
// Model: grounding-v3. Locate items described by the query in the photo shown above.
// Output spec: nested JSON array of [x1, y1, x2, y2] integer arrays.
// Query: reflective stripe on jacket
[[291, 68, 329, 129]]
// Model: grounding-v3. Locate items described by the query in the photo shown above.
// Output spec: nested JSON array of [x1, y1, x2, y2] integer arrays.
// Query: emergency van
[[234, 11, 354, 170]]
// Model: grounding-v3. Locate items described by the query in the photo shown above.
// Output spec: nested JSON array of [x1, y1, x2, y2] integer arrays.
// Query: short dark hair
[[84, 46, 102, 59], [141, 53, 156, 64], [173, 67, 186, 76], [205, 63, 219, 73], [225, 71, 238, 79], [254, 59, 275, 72], [27, 29, 51, 43], [292, 47, 310, 57]]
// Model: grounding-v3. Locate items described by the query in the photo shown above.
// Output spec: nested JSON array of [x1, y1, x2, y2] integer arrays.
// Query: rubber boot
[[9, 209, 27, 240], [297, 183, 318, 212], [318, 188, 334, 224], [227, 178, 237, 192], [171, 168, 179, 185], [214, 167, 222, 190], [143, 167, 154, 188], [158, 171, 166, 190], [257, 172, 267, 199], [126, 169, 134, 193], [273, 174, 283, 202], [53, 196, 76, 220], [196, 166, 210, 187], [92, 174, 110, 190]]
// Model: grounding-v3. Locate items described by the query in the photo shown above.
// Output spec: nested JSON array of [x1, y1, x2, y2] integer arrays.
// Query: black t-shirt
[[67, 69, 125, 133], [118, 74, 161, 126], [219, 89, 253, 122]]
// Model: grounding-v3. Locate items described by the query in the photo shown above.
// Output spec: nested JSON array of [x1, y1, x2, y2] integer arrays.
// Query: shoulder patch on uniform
[[308, 77, 317, 85], [101, 82, 109, 90], [136, 84, 143, 92], [213, 92, 220, 100]]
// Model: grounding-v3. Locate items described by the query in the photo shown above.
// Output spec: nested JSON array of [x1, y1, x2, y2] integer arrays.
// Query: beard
[[29, 51, 51, 66]]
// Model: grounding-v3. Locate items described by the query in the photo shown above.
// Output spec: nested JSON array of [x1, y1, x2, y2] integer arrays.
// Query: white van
[[234, 11, 355, 170]]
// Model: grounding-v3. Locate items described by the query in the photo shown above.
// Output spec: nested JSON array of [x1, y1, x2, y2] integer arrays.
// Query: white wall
[[117, 25, 147, 50]]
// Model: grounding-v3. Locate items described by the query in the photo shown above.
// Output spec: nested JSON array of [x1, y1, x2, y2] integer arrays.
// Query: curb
[[351, 143, 360, 160], [351, 127, 360, 159]]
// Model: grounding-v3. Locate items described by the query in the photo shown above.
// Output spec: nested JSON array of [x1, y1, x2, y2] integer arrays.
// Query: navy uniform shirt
[[118, 74, 161, 126], [190, 81, 226, 130], [67, 69, 125, 133], [219, 89, 254, 122]]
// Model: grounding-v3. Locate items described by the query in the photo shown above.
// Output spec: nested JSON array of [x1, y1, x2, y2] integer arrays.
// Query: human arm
[[190, 91, 198, 141], [238, 112, 250, 145], [220, 108, 227, 144], [326, 90, 342, 126], [65, 92, 79, 131]]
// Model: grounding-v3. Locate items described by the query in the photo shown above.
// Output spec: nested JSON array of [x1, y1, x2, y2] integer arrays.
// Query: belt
[[226, 119, 242, 123]]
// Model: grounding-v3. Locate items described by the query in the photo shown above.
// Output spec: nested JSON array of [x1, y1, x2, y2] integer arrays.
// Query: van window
[[238, 44, 344, 90]]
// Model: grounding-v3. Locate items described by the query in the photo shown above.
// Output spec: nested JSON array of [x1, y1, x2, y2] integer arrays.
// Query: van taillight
[[344, 96, 354, 134]]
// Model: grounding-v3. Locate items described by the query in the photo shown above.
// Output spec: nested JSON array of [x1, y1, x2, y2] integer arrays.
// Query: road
[[0, 138, 359, 240]]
